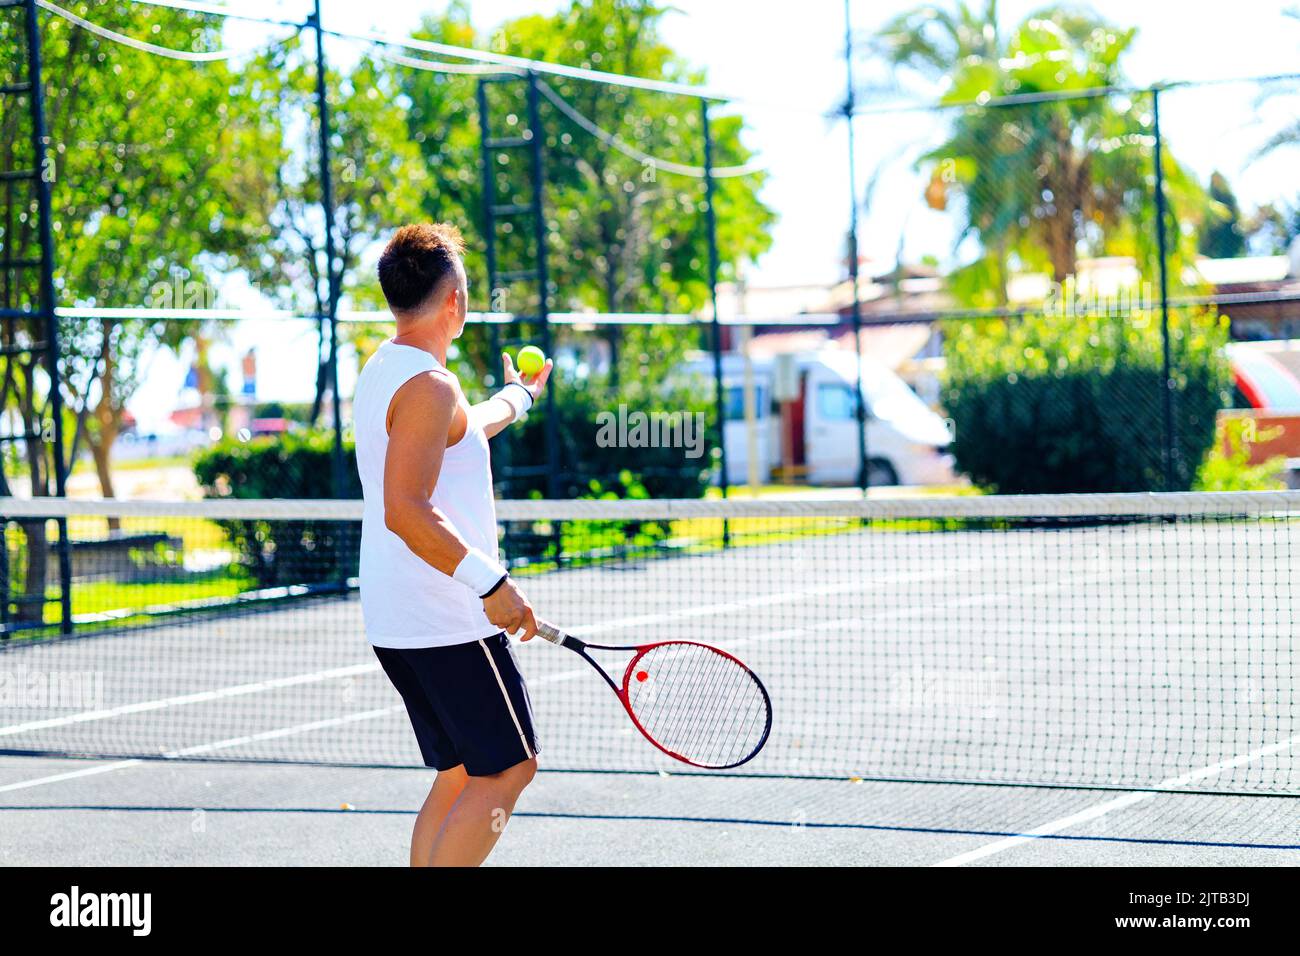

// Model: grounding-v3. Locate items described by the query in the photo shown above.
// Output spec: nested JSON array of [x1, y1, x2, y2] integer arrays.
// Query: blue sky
[[126, 0, 1300, 429]]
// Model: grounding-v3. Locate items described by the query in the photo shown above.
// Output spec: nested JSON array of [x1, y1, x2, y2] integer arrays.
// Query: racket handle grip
[[536, 621, 580, 649], [536, 621, 566, 644]]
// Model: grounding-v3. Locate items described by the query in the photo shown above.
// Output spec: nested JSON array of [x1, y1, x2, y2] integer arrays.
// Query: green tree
[[395, 0, 774, 387], [0, 4, 282, 499], [875, 4, 1213, 293], [1242, 198, 1300, 256], [219, 44, 428, 423], [360, 2, 490, 388], [0, 4, 283, 622], [870, 0, 1003, 84], [874, 4, 1233, 492], [1199, 171, 1246, 258], [1252, 8, 1300, 160]]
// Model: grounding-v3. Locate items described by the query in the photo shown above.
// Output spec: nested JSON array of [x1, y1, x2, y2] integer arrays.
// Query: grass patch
[[67, 572, 248, 617], [59, 514, 229, 553], [69, 455, 190, 475]]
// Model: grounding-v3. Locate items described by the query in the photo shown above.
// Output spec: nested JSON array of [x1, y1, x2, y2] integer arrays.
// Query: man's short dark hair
[[377, 223, 466, 313]]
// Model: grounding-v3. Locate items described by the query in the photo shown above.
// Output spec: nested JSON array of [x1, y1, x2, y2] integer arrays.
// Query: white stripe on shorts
[[477, 639, 534, 761]]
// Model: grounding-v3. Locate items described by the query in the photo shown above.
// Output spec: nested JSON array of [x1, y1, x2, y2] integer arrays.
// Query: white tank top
[[353, 340, 500, 648]]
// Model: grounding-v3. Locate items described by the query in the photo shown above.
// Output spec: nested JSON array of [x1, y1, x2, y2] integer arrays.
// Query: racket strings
[[661, 650, 760, 764], [626, 643, 770, 768], [662, 650, 768, 767]]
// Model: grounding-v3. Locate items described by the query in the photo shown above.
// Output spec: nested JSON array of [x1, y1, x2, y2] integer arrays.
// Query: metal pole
[[25, 0, 71, 632], [702, 102, 730, 548], [843, 0, 870, 495], [1152, 87, 1177, 491], [311, 0, 346, 497], [739, 300, 761, 492], [476, 79, 509, 492], [525, 71, 559, 499], [701, 102, 730, 502], [475, 80, 501, 307]]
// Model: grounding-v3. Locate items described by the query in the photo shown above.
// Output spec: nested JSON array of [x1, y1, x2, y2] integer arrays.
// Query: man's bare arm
[[384, 371, 537, 638], [383, 371, 471, 574], [469, 393, 519, 442], [470, 352, 554, 440]]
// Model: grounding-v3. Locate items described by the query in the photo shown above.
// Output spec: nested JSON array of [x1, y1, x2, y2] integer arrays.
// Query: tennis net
[[1, 491, 1297, 795]]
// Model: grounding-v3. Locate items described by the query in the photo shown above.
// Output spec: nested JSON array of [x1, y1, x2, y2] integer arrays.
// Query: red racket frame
[[537, 624, 773, 770]]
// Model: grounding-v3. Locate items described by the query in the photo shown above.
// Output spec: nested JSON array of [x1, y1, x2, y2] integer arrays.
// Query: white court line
[[0, 759, 144, 795], [164, 706, 403, 759], [545, 562, 978, 638], [0, 663, 379, 737], [934, 731, 1300, 867]]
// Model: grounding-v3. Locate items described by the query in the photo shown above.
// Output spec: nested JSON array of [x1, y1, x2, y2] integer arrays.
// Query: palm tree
[[869, 0, 1002, 88], [1252, 8, 1300, 159], [869, 4, 1211, 294]]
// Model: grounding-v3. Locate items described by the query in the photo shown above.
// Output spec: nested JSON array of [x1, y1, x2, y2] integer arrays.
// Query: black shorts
[[373, 633, 539, 776]]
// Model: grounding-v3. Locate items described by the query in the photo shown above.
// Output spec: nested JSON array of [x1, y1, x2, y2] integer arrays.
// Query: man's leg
[[427, 756, 537, 867], [411, 765, 468, 867]]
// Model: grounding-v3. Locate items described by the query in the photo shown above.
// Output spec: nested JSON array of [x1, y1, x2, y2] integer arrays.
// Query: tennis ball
[[517, 345, 545, 376]]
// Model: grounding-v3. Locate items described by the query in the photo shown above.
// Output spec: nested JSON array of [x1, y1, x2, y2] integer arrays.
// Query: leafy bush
[[502, 468, 676, 568], [497, 385, 711, 568], [193, 430, 360, 499], [500, 383, 714, 500], [193, 431, 359, 587], [942, 309, 1232, 494], [1194, 418, 1288, 491]]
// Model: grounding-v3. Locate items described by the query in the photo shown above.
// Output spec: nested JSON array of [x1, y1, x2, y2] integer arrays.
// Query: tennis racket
[[535, 621, 772, 770]]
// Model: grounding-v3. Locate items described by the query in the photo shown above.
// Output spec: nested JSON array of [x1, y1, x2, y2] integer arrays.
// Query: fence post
[[311, 0, 346, 498], [1151, 86, 1177, 491], [25, 0, 72, 632], [524, 72, 560, 500], [701, 101, 730, 547], [843, 0, 870, 496]]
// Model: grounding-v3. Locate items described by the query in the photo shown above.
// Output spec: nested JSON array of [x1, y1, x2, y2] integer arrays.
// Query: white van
[[680, 350, 956, 487]]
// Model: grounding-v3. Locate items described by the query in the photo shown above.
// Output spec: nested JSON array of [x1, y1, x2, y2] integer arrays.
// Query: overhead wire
[[39, 0, 300, 61], [90, 0, 1300, 113], [535, 79, 765, 179], [123, 0, 308, 29], [365, 43, 523, 78], [322, 25, 733, 102]]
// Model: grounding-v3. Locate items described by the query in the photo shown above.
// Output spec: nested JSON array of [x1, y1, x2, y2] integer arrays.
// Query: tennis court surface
[[2, 492, 1299, 865]]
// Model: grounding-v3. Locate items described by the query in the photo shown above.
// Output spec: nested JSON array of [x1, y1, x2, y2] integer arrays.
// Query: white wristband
[[494, 382, 533, 422], [452, 548, 509, 598]]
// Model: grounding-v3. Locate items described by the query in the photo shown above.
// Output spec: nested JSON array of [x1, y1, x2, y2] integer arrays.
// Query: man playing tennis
[[353, 222, 552, 867]]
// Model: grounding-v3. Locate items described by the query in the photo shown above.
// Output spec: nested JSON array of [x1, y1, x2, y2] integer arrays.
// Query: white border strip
[[5, 491, 1300, 522], [0, 497, 362, 520], [53, 307, 837, 328]]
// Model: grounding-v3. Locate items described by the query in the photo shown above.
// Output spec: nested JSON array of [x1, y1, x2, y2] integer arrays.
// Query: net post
[[701, 100, 730, 547], [1151, 85, 1177, 492], [310, 0, 346, 500], [842, 0, 870, 498]]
